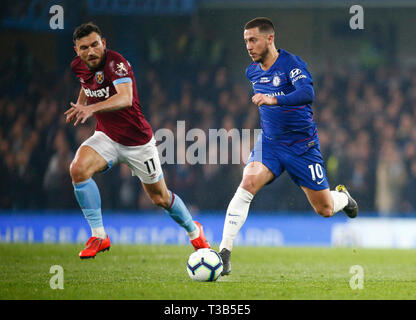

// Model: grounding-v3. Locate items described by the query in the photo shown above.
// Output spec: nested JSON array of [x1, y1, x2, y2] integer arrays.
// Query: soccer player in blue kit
[[218, 17, 358, 275]]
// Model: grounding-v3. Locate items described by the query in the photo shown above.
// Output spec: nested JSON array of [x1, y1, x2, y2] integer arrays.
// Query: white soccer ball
[[187, 248, 223, 282]]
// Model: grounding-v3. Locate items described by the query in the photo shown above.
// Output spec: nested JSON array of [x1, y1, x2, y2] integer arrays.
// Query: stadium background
[[1, 0, 416, 248]]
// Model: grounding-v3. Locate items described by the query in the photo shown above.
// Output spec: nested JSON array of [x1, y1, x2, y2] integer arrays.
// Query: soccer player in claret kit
[[65, 22, 210, 258], [218, 17, 359, 275]]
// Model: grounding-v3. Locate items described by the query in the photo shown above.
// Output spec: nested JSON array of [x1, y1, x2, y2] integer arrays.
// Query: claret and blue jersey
[[246, 49, 329, 190]]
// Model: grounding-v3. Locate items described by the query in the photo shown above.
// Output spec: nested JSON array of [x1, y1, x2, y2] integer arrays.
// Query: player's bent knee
[[315, 205, 333, 218], [70, 161, 91, 183], [239, 178, 257, 195]]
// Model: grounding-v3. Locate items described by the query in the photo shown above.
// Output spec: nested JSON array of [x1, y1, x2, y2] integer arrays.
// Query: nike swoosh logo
[[251, 81, 257, 85], [317, 179, 325, 185], [228, 213, 240, 217]]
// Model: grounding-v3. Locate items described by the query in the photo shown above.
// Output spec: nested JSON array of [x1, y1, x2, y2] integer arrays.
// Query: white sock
[[92, 227, 107, 239], [188, 227, 200, 240], [219, 187, 254, 252], [331, 190, 348, 214]]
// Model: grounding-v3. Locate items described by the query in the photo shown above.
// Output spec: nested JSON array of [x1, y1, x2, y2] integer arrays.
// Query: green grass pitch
[[0, 243, 415, 300]]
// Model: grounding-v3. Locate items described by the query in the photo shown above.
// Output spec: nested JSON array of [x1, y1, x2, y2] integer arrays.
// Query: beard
[[253, 47, 270, 64], [84, 54, 105, 71]]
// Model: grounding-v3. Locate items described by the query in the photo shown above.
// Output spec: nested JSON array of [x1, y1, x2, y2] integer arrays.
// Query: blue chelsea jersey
[[246, 49, 319, 154]]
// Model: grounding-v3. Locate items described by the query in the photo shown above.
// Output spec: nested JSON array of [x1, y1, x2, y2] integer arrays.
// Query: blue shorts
[[247, 133, 330, 191]]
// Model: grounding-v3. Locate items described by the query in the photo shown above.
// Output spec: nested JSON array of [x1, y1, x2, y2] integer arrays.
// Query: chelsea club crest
[[273, 75, 280, 87], [95, 71, 104, 84]]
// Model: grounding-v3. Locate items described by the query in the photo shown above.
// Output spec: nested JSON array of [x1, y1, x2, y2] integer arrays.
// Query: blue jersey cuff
[[113, 77, 132, 86]]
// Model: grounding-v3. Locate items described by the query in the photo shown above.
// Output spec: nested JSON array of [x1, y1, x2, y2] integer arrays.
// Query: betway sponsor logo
[[83, 87, 110, 99]]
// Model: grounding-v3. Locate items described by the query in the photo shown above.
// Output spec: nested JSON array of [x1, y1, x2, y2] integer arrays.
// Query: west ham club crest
[[95, 71, 104, 84]]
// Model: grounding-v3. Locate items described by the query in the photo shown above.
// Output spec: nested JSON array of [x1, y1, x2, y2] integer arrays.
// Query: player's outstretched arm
[[64, 82, 133, 126]]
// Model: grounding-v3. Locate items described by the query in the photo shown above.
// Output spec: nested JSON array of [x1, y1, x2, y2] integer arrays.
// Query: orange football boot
[[79, 235, 111, 259], [190, 221, 210, 250]]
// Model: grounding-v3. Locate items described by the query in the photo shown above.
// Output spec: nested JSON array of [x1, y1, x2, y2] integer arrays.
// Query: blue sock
[[73, 178, 103, 229], [165, 191, 197, 233]]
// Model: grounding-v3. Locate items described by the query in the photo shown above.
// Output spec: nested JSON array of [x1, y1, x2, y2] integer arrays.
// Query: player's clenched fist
[[251, 93, 277, 106]]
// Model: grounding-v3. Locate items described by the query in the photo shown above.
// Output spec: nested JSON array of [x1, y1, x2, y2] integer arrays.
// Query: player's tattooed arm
[[64, 82, 133, 126], [251, 93, 277, 107]]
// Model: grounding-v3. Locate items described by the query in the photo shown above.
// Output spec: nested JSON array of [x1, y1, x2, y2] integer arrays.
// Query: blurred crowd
[[314, 63, 416, 215], [2, 40, 416, 216]]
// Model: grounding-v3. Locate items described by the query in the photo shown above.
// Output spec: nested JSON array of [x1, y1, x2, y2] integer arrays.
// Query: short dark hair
[[73, 22, 102, 43], [244, 17, 275, 34]]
